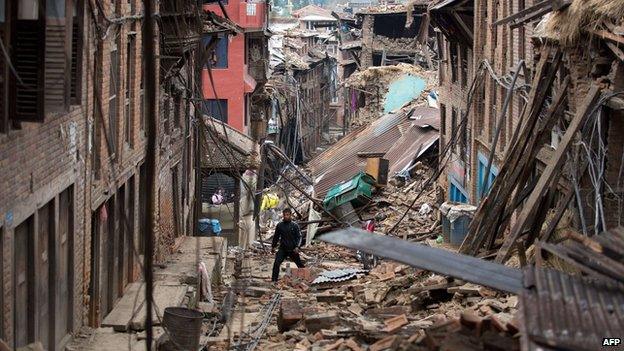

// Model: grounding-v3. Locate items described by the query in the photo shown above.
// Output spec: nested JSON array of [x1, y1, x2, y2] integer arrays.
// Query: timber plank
[[101, 282, 145, 332], [129, 283, 188, 331]]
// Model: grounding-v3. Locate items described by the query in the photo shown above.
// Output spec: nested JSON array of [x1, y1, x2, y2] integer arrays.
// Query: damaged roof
[[309, 106, 439, 197], [201, 117, 260, 170]]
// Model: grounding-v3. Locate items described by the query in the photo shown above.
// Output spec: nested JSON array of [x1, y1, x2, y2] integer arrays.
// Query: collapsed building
[[267, 18, 338, 163], [432, 0, 624, 244], [357, 1, 436, 69]]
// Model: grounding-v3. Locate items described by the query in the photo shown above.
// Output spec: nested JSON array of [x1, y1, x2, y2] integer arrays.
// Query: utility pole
[[142, 0, 157, 348]]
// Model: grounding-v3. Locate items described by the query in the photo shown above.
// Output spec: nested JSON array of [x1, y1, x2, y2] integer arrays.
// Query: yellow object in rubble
[[261, 193, 279, 211]]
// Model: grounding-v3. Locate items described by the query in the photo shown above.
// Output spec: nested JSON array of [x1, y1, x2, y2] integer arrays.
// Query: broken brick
[[304, 311, 340, 333], [289, 268, 312, 282], [365, 305, 410, 320], [278, 299, 303, 332], [369, 335, 399, 351], [316, 293, 345, 303], [460, 311, 483, 335], [324, 338, 345, 351], [490, 313, 512, 333], [344, 338, 364, 351], [383, 314, 408, 333]]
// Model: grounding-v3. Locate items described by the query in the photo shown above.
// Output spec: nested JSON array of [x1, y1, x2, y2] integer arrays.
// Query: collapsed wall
[[344, 63, 438, 127]]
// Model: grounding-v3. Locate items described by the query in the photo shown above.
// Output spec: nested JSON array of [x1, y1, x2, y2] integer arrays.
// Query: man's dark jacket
[[272, 220, 301, 252]]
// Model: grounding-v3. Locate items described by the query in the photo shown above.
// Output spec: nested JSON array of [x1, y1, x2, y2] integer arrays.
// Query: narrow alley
[[0, 0, 623, 351]]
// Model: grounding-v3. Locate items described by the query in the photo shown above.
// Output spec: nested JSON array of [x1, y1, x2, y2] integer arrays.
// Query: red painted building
[[202, 0, 269, 136]]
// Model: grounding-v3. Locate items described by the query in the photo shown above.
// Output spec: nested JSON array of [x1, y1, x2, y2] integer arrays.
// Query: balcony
[[238, 1, 266, 30]]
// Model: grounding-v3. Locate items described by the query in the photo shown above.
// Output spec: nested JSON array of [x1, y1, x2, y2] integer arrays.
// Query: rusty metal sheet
[[319, 228, 523, 293], [310, 106, 439, 197]]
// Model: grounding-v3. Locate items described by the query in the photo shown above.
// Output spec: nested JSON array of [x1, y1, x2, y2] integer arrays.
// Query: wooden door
[[56, 188, 73, 346], [125, 177, 135, 283], [37, 203, 52, 350], [105, 200, 115, 315], [117, 185, 128, 294], [14, 217, 33, 348]]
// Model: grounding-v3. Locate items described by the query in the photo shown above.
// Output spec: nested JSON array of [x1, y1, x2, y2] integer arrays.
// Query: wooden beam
[[452, 11, 473, 43], [492, 0, 553, 27], [495, 85, 602, 263], [460, 49, 564, 256], [540, 187, 574, 243], [606, 42, 624, 62], [587, 29, 624, 45]]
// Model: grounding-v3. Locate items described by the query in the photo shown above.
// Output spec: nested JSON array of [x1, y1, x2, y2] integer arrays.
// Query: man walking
[[271, 208, 305, 282]]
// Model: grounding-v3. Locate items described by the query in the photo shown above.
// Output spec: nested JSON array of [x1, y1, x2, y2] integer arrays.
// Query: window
[[451, 107, 457, 141], [70, 0, 83, 105], [489, 78, 497, 143], [125, 35, 135, 146], [174, 93, 181, 128], [140, 60, 144, 133], [162, 94, 171, 135], [47, 0, 66, 17], [440, 103, 447, 133], [518, 0, 526, 61], [11, 0, 46, 122], [460, 109, 468, 160], [204, 99, 228, 123], [244, 94, 249, 127], [449, 179, 468, 203], [109, 42, 120, 156], [450, 42, 458, 83], [477, 155, 498, 199], [203, 34, 228, 68], [460, 45, 468, 88], [14, 215, 34, 348], [45, 0, 70, 112], [437, 33, 445, 83], [0, 0, 6, 132], [492, 0, 499, 52]]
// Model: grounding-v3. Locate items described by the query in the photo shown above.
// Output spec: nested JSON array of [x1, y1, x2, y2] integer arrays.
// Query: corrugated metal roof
[[310, 106, 439, 197], [520, 267, 624, 351]]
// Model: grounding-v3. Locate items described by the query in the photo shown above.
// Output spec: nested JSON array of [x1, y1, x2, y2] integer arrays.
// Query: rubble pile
[[205, 241, 520, 351], [358, 163, 439, 238], [345, 64, 438, 127]]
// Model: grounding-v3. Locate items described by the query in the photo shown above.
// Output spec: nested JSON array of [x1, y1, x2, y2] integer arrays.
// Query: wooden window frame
[[69, 0, 83, 105], [9, 0, 46, 123], [173, 92, 181, 129], [0, 0, 7, 132], [449, 41, 458, 84], [109, 41, 120, 157], [124, 34, 135, 147]]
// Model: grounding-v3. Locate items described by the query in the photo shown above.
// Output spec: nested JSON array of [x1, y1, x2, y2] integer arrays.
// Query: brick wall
[[436, 0, 537, 204], [0, 0, 198, 346]]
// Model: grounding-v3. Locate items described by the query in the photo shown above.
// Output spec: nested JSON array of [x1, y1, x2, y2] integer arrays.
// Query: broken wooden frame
[[492, 0, 571, 29]]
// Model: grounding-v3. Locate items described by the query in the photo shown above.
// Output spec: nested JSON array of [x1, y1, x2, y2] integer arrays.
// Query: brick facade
[[435, 0, 539, 204], [0, 0, 199, 348]]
